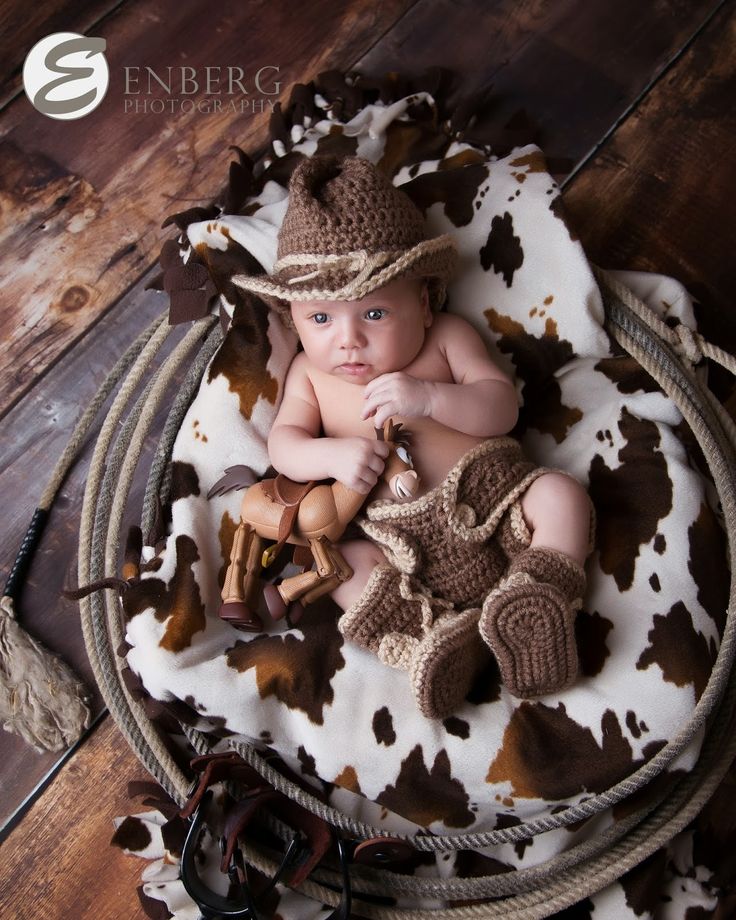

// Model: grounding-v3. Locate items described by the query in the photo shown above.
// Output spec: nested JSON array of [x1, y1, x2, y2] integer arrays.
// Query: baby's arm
[[268, 353, 389, 493], [362, 314, 518, 437]]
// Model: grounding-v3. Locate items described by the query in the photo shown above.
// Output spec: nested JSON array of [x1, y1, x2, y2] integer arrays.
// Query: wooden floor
[[1, 0, 735, 916]]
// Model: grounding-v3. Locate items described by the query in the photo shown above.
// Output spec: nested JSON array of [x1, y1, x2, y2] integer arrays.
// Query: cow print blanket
[[114, 75, 732, 918]]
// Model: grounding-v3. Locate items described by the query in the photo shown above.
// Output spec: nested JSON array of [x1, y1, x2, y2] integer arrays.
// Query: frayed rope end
[[0, 595, 91, 753]]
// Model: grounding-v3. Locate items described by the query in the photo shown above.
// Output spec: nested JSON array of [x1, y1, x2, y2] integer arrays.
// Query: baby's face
[[290, 278, 431, 385]]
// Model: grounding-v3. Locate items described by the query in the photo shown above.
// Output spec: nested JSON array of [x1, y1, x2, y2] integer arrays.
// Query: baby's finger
[[366, 452, 387, 475], [373, 403, 397, 429], [361, 391, 389, 420], [355, 471, 378, 493]]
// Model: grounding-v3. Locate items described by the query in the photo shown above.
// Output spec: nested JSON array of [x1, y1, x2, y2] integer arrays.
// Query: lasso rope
[[6, 265, 729, 913]]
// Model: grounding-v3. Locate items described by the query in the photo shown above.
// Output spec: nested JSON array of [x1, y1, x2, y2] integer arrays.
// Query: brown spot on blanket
[[333, 765, 361, 794], [225, 600, 345, 724], [619, 849, 669, 917], [575, 610, 613, 677], [377, 746, 474, 828], [122, 535, 206, 655], [170, 461, 200, 501], [158, 535, 206, 652], [111, 815, 152, 853], [402, 163, 489, 228], [484, 309, 581, 441], [508, 150, 548, 176], [480, 212, 523, 287], [637, 602, 716, 701], [373, 707, 396, 746], [688, 502, 729, 636], [208, 294, 279, 420], [486, 704, 643, 800], [588, 408, 673, 591], [595, 355, 662, 395]]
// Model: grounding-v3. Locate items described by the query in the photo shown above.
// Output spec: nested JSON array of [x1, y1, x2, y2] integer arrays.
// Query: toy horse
[[214, 420, 418, 631]]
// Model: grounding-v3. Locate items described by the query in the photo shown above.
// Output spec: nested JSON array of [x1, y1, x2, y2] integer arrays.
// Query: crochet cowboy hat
[[232, 155, 458, 311]]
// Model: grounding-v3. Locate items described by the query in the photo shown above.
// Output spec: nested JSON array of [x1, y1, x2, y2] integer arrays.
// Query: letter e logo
[[23, 32, 109, 120]]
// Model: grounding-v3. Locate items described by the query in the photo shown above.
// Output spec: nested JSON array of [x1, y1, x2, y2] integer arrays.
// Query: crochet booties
[[338, 564, 491, 719], [479, 547, 586, 698]]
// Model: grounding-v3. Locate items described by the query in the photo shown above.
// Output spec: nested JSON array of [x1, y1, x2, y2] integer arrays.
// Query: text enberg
[[123, 65, 281, 114]]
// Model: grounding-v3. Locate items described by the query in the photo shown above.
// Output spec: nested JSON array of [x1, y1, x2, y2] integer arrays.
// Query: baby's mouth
[[338, 362, 370, 374]]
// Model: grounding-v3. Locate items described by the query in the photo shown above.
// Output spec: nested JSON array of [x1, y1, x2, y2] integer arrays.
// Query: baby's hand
[[361, 372, 432, 428], [328, 437, 391, 494]]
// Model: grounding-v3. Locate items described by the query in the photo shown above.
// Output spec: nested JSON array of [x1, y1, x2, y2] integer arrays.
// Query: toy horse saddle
[[261, 474, 317, 559]]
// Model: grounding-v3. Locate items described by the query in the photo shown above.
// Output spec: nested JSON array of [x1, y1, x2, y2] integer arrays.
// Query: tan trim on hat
[[232, 233, 457, 306]]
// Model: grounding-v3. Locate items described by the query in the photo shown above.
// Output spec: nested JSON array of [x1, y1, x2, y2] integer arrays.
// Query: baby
[[235, 156, 593, 719]]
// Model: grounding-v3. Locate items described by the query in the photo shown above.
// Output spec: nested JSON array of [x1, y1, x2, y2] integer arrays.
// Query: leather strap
[[181, 751, 270, 820], [261, 475, 316, 558]]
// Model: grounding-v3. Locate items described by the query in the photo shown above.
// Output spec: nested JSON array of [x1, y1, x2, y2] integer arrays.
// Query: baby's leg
[[331, 538, 490, 719], [479, 472, 592, 698], [330, 539, 388, 611], [520, 472, 592, 565]]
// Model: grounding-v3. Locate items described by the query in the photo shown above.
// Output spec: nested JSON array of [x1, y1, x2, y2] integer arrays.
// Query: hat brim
[[232, 235, 458, 312]]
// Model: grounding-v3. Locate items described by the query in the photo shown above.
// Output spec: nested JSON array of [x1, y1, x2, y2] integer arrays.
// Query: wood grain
[[358, 0, 721, 162], [3, 2, 736, 916], [0, 715, 151, 920], [0, 276, 173, 830], [0, 0, 122, 108], [1, 0, 729, 832], [0, 0, 415, 418], [562, 0, 736, 394]]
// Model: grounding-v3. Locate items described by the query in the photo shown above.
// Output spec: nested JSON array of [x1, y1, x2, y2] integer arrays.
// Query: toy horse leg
[[219, 521, 264, 632], [275, 537, 353, 608], [302, 538, 353, 604]]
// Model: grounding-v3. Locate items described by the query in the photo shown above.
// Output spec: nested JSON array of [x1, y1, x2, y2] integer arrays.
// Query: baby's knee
[[338, 539, 387, 572], [522, 472, 591, 529], [331, 539, 387, 611]]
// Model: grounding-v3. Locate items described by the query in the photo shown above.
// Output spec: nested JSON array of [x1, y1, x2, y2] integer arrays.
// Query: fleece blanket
[[115, 74, 731, 918]]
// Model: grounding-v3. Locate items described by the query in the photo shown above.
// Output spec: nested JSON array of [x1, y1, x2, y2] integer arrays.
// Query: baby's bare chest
[[309, 348, 485, 496], [311, 345, 454, 439]]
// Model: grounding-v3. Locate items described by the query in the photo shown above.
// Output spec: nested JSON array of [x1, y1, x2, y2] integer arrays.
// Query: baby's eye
[[365, 308, 386, 321], [311, 313, 329, 325]]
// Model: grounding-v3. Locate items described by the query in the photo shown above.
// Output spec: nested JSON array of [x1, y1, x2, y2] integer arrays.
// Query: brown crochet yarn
[[358, 438, 544, 608], [338, 564, 489, 719], [479, 547, 586, 698], [232, 156, 457, 311], [278, 156, 426, 260], [338, 564, 430, 659], [410, 609, 491, 720]]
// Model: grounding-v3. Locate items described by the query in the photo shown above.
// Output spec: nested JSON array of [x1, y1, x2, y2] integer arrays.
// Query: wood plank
[[0, 0, 719, 420], [0, 275, 177, 830], [562, 0, 736, 393], [0, 715, 152, 920], [0, 0, 123, 108], [0, 0, 415, 418], [0, 0, 727, 828], [357, 0, 721, 165]]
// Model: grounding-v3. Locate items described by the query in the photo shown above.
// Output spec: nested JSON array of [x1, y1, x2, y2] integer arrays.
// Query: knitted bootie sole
[[409, 610, 491, 719], [479, 577, 578, 698]]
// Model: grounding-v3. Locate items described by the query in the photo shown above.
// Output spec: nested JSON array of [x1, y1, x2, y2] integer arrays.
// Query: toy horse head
[[377, 419, 419, 501]]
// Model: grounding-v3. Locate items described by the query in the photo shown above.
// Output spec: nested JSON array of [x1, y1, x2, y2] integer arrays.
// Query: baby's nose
[[338, 319, 366, 348]]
